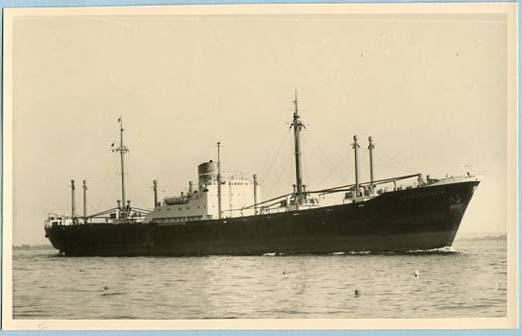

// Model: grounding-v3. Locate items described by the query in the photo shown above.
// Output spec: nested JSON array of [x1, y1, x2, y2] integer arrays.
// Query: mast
[[113, 117, 128, 216], [70, 179, 76, 221], [119, 118, 126, 210], [290, 90, 305, 204], [352, 135, 360, 197], [82, 180, 87, 219], [217, 142, 222, 219], [368, 136, 375, 189], [153, 179, 158, 208], [253, 174, 258, 215]]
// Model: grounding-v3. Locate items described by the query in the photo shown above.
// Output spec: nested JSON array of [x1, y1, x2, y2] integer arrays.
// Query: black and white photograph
[[2, 2, 517, 330]]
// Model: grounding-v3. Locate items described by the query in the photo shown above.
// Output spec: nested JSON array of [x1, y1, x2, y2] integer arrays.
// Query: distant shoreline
[[13, 244, 53, 250], [455, 232, 507, 240]]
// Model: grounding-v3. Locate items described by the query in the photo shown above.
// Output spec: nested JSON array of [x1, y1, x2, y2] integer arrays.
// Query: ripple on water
[[12, 239, 508, 319]]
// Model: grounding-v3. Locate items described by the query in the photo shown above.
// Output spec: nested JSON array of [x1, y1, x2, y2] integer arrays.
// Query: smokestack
[[352, 135, 360, 197], [368, 136, 375, 188], [71, 180, 76, 221], [189, 181, 193, 194], [153, 180, 158, 208]]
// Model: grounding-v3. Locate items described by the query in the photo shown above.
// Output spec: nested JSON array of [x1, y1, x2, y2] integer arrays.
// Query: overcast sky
[[8, 6, 513, 245]]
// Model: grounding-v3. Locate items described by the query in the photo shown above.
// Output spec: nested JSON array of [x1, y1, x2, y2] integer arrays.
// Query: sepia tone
[[2, 2, 517, 330]]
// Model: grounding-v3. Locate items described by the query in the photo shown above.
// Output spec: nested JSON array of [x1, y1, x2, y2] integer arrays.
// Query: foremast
[[113, 117, 129, 218]]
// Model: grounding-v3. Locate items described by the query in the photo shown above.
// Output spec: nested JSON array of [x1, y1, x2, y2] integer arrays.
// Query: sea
[[13, 235, 507, 320]]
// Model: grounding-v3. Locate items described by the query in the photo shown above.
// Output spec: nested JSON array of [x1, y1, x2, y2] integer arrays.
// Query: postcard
[[2, 2, 517, 330]]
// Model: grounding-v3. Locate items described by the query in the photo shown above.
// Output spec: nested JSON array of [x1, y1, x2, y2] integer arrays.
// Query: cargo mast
[[290, 90, 305, 204], [352, 135, 360, 197], [217, 142, 222, 219], [70, 179, 76, 222], [253, 174, 258, 215], [82, 180, 87, 219], [368, 136, 375, 189], [153, 180, 158, 208]]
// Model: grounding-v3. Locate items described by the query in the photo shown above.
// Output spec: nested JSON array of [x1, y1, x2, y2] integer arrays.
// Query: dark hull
[[45, 181, 479, 256]]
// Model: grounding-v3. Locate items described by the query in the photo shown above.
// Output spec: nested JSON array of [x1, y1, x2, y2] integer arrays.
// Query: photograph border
[[0, 0, 519, 334]]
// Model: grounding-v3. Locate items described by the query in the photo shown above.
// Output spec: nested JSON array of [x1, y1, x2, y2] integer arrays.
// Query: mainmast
[[290, 90, 305, 204], [113, 117, 129, 216]]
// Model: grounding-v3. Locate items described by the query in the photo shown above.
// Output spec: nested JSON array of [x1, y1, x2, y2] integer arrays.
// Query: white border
[[2, 2, 518, 330]]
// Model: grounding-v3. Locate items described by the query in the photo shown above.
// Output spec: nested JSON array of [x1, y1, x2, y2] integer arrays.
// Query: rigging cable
[[258, 130, 292, 195], [263, 134, 293, 198], [303, 128, 347, 188]]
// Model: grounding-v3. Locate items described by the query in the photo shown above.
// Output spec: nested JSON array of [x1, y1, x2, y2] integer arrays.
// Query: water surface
[[13, 236, 507, 319]]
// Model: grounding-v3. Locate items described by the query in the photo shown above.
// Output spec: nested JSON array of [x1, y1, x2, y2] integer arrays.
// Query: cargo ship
[[44, 93, 480, 256]]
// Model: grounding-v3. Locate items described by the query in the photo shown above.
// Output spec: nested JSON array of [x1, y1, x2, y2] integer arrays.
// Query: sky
[[8, 6, 514, 245]]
